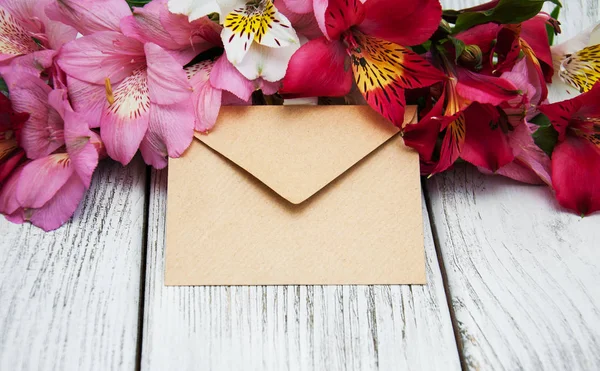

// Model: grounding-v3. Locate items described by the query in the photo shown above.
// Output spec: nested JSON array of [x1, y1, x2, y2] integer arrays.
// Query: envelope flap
[[195, 105, 417, 204]]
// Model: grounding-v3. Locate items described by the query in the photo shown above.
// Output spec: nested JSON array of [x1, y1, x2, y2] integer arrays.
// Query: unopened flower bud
[[459, 45, 483, 71]]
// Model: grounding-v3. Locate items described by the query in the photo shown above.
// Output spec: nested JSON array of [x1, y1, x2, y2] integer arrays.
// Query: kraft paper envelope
[[166, 105, 425, 285]]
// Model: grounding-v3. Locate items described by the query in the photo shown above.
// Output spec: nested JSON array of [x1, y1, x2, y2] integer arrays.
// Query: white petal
[[234, 42, 300, 82], [222, 24, 255, 65], [168, 0, 221, 22], [216, 0, 246, 19], [255, 4, 299, 48], [548, 75, 581, 103], [552, 23, 600, 58]]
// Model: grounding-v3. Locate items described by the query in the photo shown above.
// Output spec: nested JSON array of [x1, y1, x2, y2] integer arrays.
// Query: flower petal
[[45, 0, 132, 35], [0, 164, 23, 215], [16, 153, 74, 209], [210, 54, 256, 101], [313, 0, 365, 40], [167, 0, 221, 22], [552, 135, 600, 215], [234, 42, 299, 82], [66, 76, 105, 128], [0, 5, 39, 60], [460, 103, 514, 172], [520, 14, 554, 82], [281, 0, 312, 14], [100, 69, 150, 165], [187, 61, 223, 132], [350, 34, 445, 126], [433, 113, 466, 174], [145, 42, 192, 105], [3, 72, 65, 159], [402, 91, 445, 163], [456, 67, 519, 106], [139, 99, 195, 169], [63, 108, 99, 188], [57, 31, 145, 85], [280, 37, 352, 97], [27, 174, 86, 231], [358, 0, 442, 46]]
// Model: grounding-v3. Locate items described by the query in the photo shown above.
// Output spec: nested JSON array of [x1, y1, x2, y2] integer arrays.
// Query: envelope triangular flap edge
[[194, 105, 417, 204]]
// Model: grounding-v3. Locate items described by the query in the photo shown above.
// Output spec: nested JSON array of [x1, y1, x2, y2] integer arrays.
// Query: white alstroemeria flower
[[168, 0, 300, 82], [549, 24, 600, 102]]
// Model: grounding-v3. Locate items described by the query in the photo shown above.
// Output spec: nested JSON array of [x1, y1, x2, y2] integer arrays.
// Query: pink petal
[[456, 67, 519, 106], [187, 61, 222, 132], [3, 72, 64, 159], [63, 108, 99, 188], [280, 37, 352, 98], [0, 50, 57, 77], [160, 5, 222, 47], [552, 136, 600, 215], [281, 0, 313, 14], [313, 0, 365, 40], [45, 0, 132, 35], [210, 55, 255, 102], [0, 164, 24, 215], [66, 76, 105, 128], [45, 19, 78, 50], [358, 0, 442, 46], [16, 153, 74, 209], [277, 1, 322, 40], [461, 103, 514, 172], [140, 99, 195, 168], [100, 70, 151, 165], [28, 174, 87, 231], [0, 149, 25, 184], [145, 43, 192, 105], [57, 31, 145, 85]]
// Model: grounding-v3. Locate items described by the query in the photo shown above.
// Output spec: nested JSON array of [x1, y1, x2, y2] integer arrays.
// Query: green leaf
[[531, 113, 558, 156], [546, 5, 561, 45], [449, 37, 466, 62], [453, 0, 562, 34], [126, 0, 151, 9], [0, 78, 7, 94]]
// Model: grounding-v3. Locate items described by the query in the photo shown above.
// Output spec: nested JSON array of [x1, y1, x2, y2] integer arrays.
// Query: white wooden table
[[1, 1, 599, 370]]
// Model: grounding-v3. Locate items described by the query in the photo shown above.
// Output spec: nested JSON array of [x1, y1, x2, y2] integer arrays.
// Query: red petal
[[455, 23, 501, 54], [433, 113, 466, 174], [402, 91, 445, 162], [350, 34, 445, 126], [456, 67, 519, 106], [358, 0, 442, 46], [460, 103, 514, 171], [280, 37, 353, 98], [552, 136, 600, 215], [521, 14, 554, 82], [313, 0, 365, 40]]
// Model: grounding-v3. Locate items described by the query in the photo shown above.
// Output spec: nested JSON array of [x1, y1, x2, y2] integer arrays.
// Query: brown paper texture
[[166, 105, 425, 285]]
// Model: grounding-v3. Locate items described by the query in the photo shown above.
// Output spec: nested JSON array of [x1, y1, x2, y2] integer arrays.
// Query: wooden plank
[[0, 158, 148, 371], [428, 1, 600, 370], [141, 169, 460, 371], [427, 165, 600, 370]]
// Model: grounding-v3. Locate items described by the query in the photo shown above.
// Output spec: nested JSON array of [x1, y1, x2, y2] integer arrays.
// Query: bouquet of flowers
[[0, 0, 598, 231]]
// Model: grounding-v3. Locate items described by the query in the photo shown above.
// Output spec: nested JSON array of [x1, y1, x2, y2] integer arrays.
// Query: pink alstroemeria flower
[[0, 0, 76, 75], [281, 0, 446, 127], [538, 82, 600, 216], [0, 93, 28, 183], [53, 0, 195, 168], [0, 74, 101, 231]]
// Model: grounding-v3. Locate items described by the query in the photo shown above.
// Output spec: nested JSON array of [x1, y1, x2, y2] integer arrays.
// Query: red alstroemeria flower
[[0, 93, 28, 184], [281, 0, 446, 126], [403, 42, 520, 175], [538, 82, 600, 216]]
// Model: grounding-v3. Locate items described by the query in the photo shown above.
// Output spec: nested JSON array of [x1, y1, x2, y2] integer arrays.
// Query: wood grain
[[0, 158, 147, 371], [429, 2, 600, 370], [427, 165, 600, 371], [141, 169, 460, 371]]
